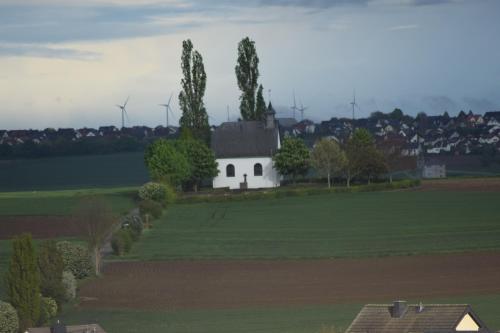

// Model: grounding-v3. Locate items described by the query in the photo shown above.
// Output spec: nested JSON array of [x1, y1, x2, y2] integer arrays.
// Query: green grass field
[[119, 190, 500, 260], [0, 152, 148, 191], [0, 186, 137, 216], [58, 293, 500, 333], [2, 183, 500, 333]]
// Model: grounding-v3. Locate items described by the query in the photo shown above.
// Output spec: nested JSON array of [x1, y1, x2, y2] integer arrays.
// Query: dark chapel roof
[[211, 120, 279, 158]]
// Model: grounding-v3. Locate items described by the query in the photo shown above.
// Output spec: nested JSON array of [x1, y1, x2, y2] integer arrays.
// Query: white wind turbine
[[159, 93, 175, 128], [116, 96, 130, 128]]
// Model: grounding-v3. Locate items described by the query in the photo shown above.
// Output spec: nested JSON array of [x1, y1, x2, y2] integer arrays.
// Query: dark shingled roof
[[346, 303, 492, 333], [211, 121, 279, 158]]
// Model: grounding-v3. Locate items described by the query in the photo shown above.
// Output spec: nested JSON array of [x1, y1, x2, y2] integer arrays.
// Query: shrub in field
[[37, 240, 65, 307], [39, 297, 57, 325], [62, 271, 77, 301], [138, 182, 166, 202], [164, 183, 177, 204], [56, 241, 93, 279], [121, 215, 143, 241], [139, 199, 163, 219], [111, 230, 133, 256], [0, 301, 18, 333]]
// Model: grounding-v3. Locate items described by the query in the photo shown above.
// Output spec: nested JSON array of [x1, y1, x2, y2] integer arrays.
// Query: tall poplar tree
[[236, 37, 265, 120], [255, 84, 266, 120], [178, 39, 210, 145], [5, 234, 41, 331]]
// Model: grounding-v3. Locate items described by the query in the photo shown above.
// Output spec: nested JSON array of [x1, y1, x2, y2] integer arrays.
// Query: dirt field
[[0, 216, 80, 239], [79, 252, 500, 310], [420, 178, 500, 191]]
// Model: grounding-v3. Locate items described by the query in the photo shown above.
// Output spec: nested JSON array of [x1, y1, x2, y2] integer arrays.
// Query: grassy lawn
[[119, 190, 500, 260], [58, 294, 500, 333], [0, 186, 137, 215]]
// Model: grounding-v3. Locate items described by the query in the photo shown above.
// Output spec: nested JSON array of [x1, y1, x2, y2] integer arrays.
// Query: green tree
[[73, 197, 116, 276], [178, 39, 210, 145], [255, 84, 266, 120], [390, 108, 404, 121], [273, 137, 310, 183], [5, 234, 41, 331], [37, 240, 65, 308], [144, 139, 190, 186], [311, 138, 347, 188], [369, 111, 386, 121], [378, 136, 405, 183], [362, 147, 387, 184], [0, 301, 19, 333], [345, 128, 386, 187], [176, 139, 219, 192], [236, 37, 264, 120]]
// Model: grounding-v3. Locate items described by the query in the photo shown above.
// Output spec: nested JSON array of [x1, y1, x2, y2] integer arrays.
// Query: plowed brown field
[[79, 252, 500, 310], [0, 216, 79, 239]]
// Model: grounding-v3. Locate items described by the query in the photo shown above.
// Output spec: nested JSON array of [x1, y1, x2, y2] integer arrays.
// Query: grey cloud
[[257, 0, 369, 8], [0, 44, 100, 60], [0, 0, 463, 45], [0, 3, 211, 44], [409, 0, 456, 6]]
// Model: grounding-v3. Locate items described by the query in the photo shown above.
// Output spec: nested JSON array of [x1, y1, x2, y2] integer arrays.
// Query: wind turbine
[[290, 91, 298, 119], [350, 90, 359, 120], [159, 93, 174, 128], [298, 99, 308, 121], [116, 96, 129, 128]]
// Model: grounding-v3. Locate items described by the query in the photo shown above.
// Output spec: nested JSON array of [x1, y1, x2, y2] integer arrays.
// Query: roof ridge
[[365, 303, 469, 306]]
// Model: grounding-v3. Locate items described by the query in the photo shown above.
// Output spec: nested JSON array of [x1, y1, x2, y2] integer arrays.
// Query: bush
[[121, 215, 143, 241], [164, 183, 177, 204], [177, 179, 421, 204], [111, 230, 133, 256], [39, 297, 57, 325], [0, 301, 18, 333], [138, 182, 166, 202], [56, 241, 93, 279], [138, 199, 163, 219], [37, 240, 65, 307], [62, 271, 77, 301]]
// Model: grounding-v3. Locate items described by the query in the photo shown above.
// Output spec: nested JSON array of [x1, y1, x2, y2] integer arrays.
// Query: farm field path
[[79, 251, 500, 310]]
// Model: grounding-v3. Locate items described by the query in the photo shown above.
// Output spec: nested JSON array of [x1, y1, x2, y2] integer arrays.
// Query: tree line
[[274, 128, 401, 187]]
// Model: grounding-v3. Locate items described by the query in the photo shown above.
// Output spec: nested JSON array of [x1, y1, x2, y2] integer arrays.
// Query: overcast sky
[[0, 0, 499, 129]]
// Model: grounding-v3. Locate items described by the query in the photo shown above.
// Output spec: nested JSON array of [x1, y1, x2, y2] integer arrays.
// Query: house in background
[[346, 301, 492, 333], [423, 163, 447, 178], [211, 103, 281, 190]]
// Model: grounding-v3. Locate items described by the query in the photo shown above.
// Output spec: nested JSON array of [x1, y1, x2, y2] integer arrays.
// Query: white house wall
[[213, 157, 280, 189]]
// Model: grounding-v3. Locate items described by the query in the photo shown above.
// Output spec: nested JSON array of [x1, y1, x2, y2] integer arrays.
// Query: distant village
[[1, 109, 500, 160]]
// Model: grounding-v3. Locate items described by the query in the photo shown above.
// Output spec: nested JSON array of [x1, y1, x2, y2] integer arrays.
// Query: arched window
[[226, 164, 235, 177], [254, 163, 263, 176]]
